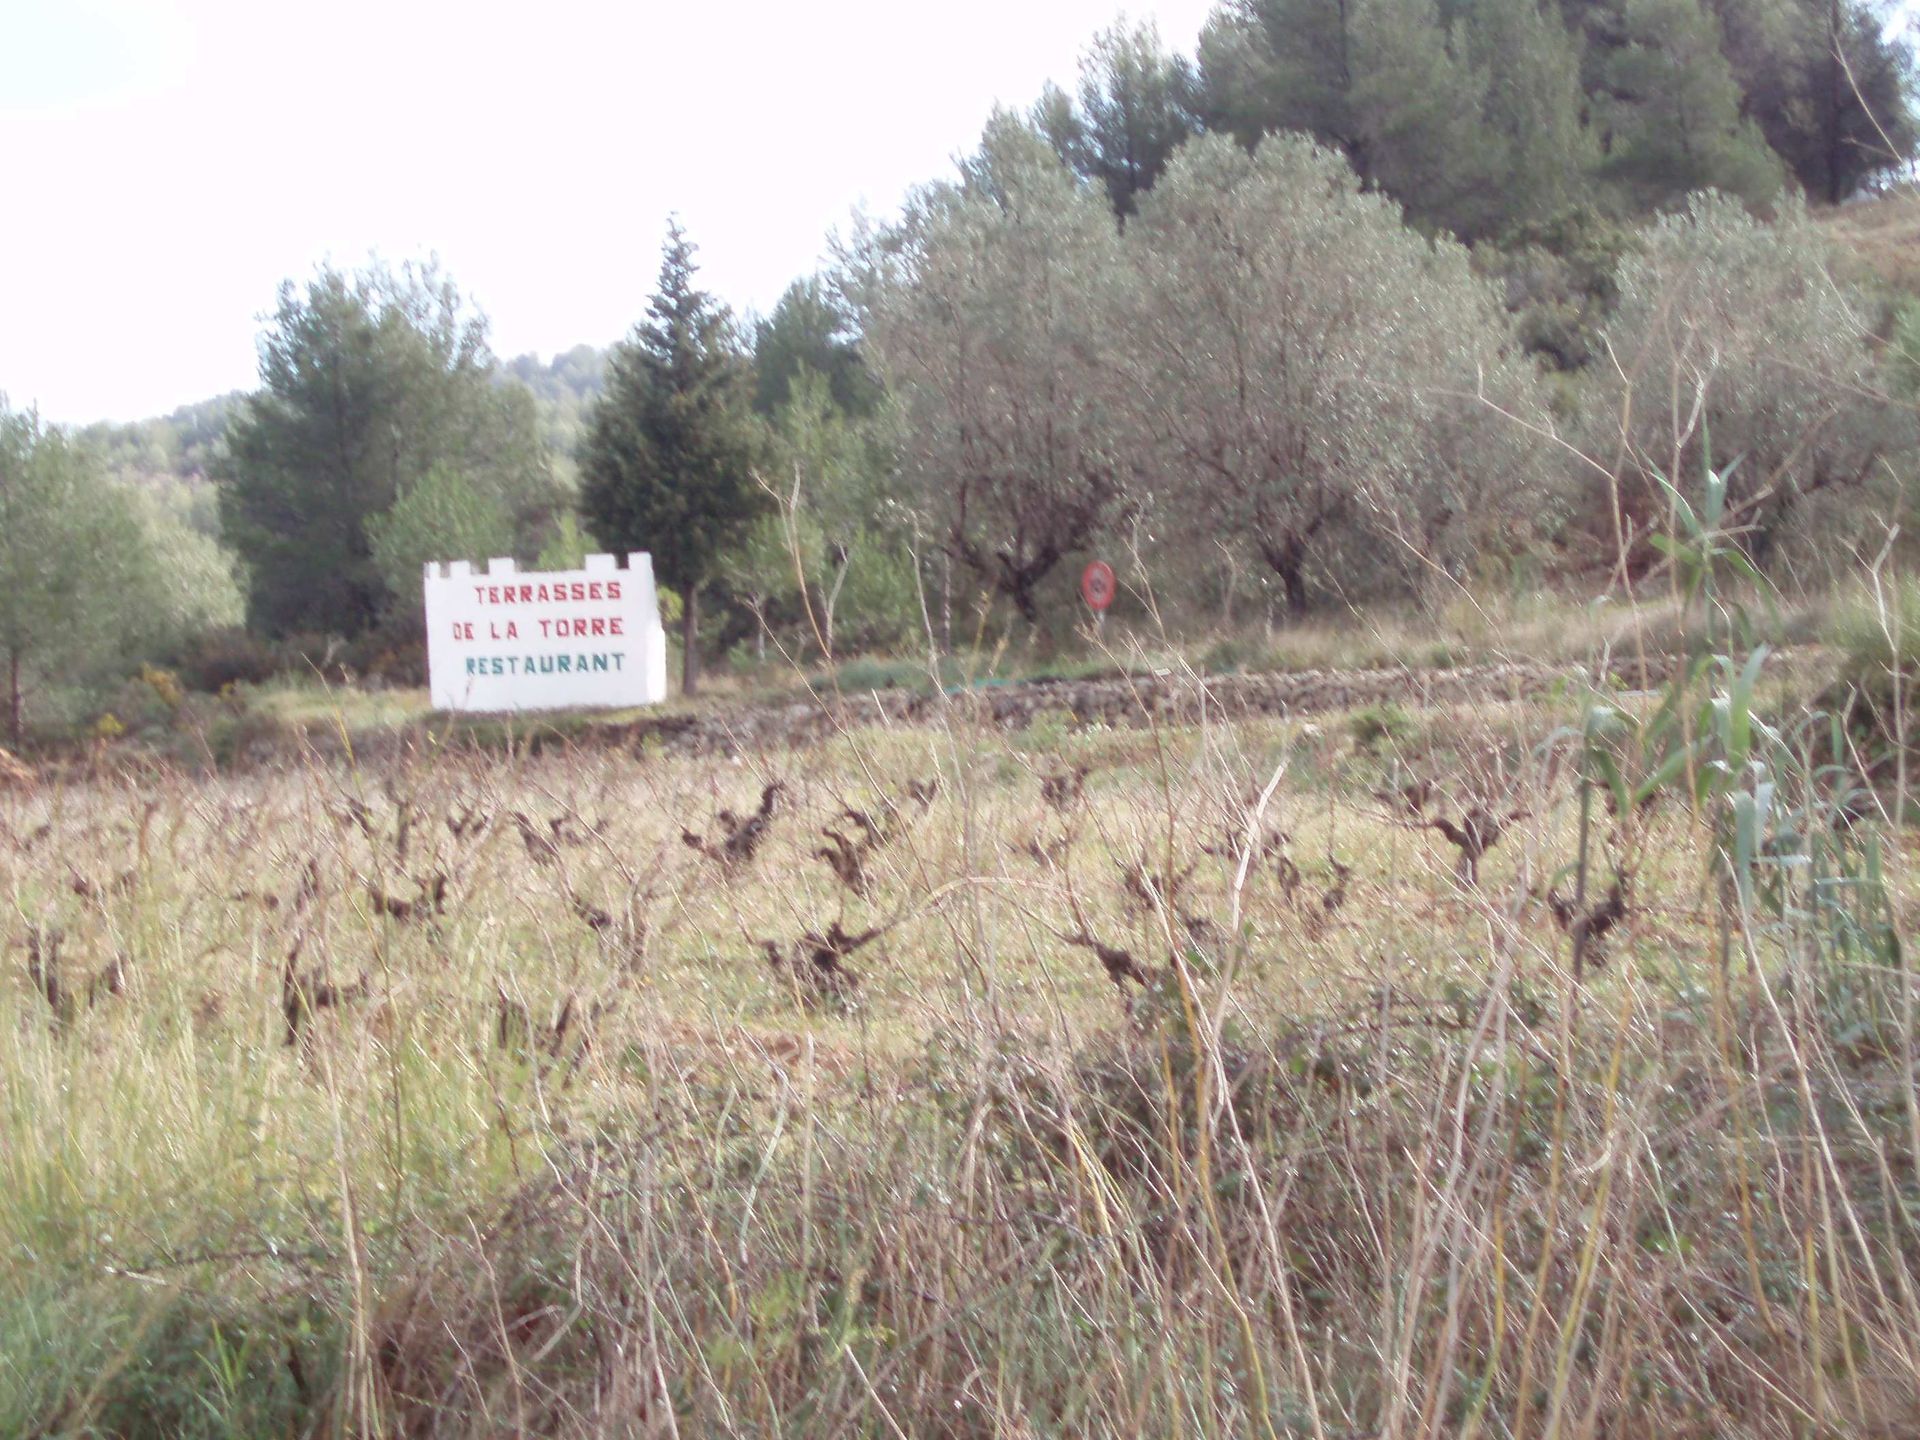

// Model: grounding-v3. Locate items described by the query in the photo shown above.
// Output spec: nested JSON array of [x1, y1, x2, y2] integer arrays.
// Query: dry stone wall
[[619, 654, 1694, 757]]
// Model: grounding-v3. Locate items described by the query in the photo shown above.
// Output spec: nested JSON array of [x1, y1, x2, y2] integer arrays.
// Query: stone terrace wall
[[620, 653, 1698, 757]]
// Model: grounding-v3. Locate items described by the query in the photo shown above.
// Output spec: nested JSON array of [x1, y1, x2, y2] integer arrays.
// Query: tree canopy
[[218, 260, 554, 637], [1, 399, 240, 740], [858, 114, 1130, 626], [580, 222, 766, 694], [1194, 0, 1913, 232], [752, 278, 882, 419], [1035, 18, 1202, 222], [1121, 131, 1558, 611]]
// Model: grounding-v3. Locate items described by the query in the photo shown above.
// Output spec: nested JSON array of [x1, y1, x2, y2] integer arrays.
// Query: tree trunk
[[1008, 579, 1041, 628], [1282, 564, 1309, 619], [1258, 535, 1311, 619], [7, 649, 20, 747], [823, 547, 850, 660], [940, 553, 952, 656], [681, 586, 700, 698]]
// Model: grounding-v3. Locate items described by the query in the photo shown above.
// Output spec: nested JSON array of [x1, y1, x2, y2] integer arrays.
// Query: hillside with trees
[[0, 404, 240, 742], [6, 0, 1920, 727], [15, 10, 1920, 1438]]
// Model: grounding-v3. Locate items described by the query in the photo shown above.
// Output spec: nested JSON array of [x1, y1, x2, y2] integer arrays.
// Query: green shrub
[[1349, 701, 1416, 752], [168, 626, 287, 693], [1200, 635, 1269, 674]]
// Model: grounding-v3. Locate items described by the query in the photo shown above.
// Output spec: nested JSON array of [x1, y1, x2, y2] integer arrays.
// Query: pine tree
[[1738, 0, 1917, 202], [1039, 19, 1201, 222], [1197, 0, 1510, 237], [219, 261, 550, 637], [1196, 0, 1358, 157], [1599, 0, 1783, 208], [1468, 0, 1598, 226], [580, 222, 763, 696], [752, 277, 880, 418], [1350, 0, 1504, 235]]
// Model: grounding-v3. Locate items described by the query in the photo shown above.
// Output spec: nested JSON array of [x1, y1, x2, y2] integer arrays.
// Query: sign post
[[1080, 560, 1116, 636], [423, 552, 669, 712]]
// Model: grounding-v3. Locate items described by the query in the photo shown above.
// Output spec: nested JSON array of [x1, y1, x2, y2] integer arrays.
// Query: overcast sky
[[0, 0, 1220, 425]]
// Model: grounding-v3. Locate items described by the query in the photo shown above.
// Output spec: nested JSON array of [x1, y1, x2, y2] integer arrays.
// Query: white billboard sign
[[423, 553, 669, 712]]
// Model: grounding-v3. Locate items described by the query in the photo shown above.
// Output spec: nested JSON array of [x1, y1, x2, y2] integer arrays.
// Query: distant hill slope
[[73, 345, 610, 519], [73, 392, 245, 536], [499, 344, 607, 485], [76, 392, 243, 487]]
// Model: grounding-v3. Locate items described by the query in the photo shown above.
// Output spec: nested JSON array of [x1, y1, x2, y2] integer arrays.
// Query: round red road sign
[[1080, 560, 1116, 612]]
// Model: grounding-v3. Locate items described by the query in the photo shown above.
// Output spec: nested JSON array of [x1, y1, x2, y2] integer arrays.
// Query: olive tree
[[722, 371, 917, 657], [857, 113, 1130, 626], [1590, 192, 1911, 577], [1120, 132, 1556, 613]]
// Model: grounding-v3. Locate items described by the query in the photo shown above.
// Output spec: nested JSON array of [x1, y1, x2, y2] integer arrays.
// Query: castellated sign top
[[423, 553, 669, 712]]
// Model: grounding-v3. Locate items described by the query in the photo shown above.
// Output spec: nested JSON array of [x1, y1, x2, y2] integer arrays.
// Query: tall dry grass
[[1, 581, 1915, 1439], [14, 161, 1920, 1436]]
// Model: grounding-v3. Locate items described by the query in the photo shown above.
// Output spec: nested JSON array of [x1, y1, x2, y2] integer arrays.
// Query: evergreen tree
[[1350, 0, 1506, 235], [1738, 0, 1917, 202], [219, 261, 552, 637], [1196, 0, 1358, 156], [580, 222, 764, 696], [752, 277, 881, 418], [1197, 0, 1521, 237], [1598, 0, 1783, 207], [1199, 0, 1912, 230], [1038, 19, 1201, 221], [1468, 0, 1598, 225]]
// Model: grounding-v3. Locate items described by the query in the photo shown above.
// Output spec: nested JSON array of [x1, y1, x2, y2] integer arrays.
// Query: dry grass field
[[3, 645, 1917, 1437]]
